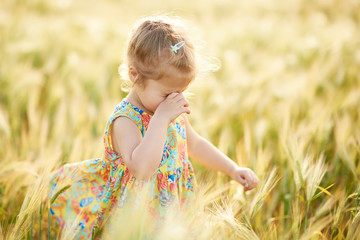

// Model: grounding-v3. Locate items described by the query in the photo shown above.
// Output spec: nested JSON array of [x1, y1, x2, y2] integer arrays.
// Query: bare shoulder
[[111, 117, 142, 160], [112, 116, 139, 134]]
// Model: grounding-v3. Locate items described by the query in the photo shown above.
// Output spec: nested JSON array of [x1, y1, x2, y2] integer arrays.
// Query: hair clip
[[171, 41, 185, 53]]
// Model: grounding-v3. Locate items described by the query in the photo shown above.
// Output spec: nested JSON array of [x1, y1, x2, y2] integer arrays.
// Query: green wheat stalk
[[48, 204, 51, 240], [39, 204, 42, 240], [50, 185, 71, 204]]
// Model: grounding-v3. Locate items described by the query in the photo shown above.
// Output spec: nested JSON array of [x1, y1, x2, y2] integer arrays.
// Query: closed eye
[[163, 89, 186, 97]]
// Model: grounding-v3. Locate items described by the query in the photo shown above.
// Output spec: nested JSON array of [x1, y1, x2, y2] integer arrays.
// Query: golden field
[[0, 0, 359, 239]]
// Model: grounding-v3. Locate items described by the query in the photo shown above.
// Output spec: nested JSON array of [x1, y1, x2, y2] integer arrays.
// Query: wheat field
[[0, 0, 359, 239]]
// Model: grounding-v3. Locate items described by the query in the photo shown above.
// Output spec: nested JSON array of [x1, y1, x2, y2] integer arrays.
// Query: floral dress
[[48, 100, 198, 239]]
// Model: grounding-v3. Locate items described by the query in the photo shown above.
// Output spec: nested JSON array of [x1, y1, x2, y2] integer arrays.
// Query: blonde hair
[[123, 16, 197, 86]]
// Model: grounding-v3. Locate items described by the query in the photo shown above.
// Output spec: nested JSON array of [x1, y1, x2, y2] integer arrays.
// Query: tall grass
[[0, 0, 359, 239]]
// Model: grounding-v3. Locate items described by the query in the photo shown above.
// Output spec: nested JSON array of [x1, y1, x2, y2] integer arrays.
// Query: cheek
[[152, 96, 165, 109], [145, 95, 164, 111]]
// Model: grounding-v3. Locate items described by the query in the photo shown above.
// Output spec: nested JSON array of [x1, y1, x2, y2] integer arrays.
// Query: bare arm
[[112, 93, 190, 180], [112, 114, 168, 180], [184, 116, 259, 191]]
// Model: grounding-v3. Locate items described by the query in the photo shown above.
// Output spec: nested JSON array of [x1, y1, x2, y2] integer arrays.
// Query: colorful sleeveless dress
[[48, 99, 198, 239]]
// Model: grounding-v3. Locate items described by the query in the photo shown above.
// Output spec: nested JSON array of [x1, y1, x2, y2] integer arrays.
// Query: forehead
[[156, 66, 193, 91]]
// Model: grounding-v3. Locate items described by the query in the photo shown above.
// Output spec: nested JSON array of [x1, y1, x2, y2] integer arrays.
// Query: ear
[[128, 66, 139, 83]]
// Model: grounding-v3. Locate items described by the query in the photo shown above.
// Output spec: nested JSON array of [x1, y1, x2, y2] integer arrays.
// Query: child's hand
[[155, 93, 190, 124], [230, 167, 259, 192]]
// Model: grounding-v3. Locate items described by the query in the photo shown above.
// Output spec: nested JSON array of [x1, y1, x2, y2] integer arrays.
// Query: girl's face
[[132, 67, 191, 115]]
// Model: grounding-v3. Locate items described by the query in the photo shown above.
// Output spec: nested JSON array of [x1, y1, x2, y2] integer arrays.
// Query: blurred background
[[0, 0, 359, 239]]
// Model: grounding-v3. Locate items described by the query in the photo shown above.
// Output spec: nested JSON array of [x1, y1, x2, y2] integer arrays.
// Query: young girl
[[48, 16, 259, 239]]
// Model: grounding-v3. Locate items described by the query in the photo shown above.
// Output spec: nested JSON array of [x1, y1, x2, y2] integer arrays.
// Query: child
[[48, 16, 259, 239]]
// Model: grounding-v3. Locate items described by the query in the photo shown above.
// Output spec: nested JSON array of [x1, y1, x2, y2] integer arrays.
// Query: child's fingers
[[177, 98, 189, 108], [171, 92, 185, 101], [248, 171, 259, 187], [244, 170, 259, 185], [246, 173, 255, 186], [167, 92, 179, 99], [252, 172, 260, 185], [176, 95, 188, 103], [174, 94, 189, 105], [182, 106, 191, 114], [241, 172, 259, 190], [236, 176, 248, 188]]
